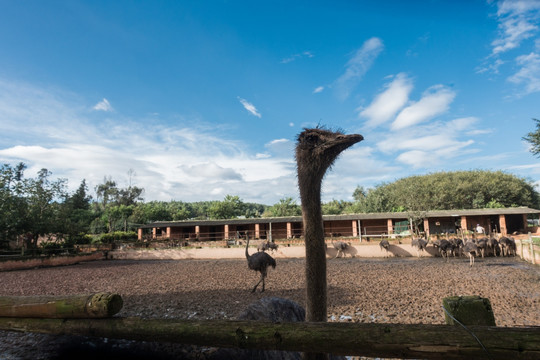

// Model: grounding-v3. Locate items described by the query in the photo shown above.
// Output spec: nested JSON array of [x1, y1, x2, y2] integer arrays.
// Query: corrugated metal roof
[[139, 207, 540, 228]]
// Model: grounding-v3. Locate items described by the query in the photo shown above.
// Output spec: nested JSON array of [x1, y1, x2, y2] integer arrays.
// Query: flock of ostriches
[[380, 235, 518, 266]]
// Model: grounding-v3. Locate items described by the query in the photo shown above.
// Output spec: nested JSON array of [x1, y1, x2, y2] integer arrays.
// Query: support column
[[387, 219, 393, 235], [352, 220, 358, 237], [499, 214, 507, 235], [255, 224, 260, 239], [195, 226, 200, 239], [137, 228, 143, 241], [152, 227, 157, 239], [423, 218, 430, 238], [166, 227, 171, 239], [224, 225, 229, 240], [287, 222, 292, 239], [461, 216, 468, 233]]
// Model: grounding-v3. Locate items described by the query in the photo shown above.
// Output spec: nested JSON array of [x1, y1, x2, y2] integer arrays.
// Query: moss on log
[[0, 317, 538, 359], [0, 293, 123, 318]]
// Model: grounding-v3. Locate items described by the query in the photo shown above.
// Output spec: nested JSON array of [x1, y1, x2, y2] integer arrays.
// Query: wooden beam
[[0, 293, 123, 319], [0, 317, 538, 359]]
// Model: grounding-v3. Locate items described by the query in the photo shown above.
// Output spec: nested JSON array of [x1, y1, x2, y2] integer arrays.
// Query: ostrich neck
[[298, 172, 327, 323]]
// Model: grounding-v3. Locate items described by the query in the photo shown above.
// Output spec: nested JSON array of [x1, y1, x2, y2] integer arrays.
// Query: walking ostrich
[[296, 127, 363, 327], [332, 240, 352, 258], [245, 235, 276, 293]]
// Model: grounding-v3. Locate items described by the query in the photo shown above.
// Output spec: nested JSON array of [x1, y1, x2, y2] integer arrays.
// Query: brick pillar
[[352, 220, 358, 237], [461, 216, 468, 233], [387, 219, 393, 235], [423, 218, 430, 238], [287, 222, 292, 239], [137, 228, 143, 241], [224, 224, 229, 239], [152, 227, 157, 239], [195, 226, 200, 239], [255, 223, 260, 239], [166, 227, 171, 239], [499, 214, 507, 235]]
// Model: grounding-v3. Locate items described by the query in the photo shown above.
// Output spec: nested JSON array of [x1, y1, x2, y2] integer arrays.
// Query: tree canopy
[[347, 170, 539, 213], [523, 118, 540, 157]]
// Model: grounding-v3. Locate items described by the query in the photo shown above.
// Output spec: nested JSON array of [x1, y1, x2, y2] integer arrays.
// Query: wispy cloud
[[280, 51, 314, 64], [377, 117, 479, 168], [391, 85, 455, 130], [480, 0, 540, 95], [93, 98, 113, 112], [313, 86, 324, 94], [0, 78, 308, 204], [334, 37, 384, 100], [491, 0, 540, 55], [358, 73, 413, 128], [238, 97, 262, 118], [508, 51, 540, 94]]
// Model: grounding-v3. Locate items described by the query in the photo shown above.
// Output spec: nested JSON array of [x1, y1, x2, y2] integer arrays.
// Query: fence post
[[442, 295, 496, 326], [530, 233, 536, 265]]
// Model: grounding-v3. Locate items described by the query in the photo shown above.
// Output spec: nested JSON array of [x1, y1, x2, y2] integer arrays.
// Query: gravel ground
[[1, 256, 539, 359]]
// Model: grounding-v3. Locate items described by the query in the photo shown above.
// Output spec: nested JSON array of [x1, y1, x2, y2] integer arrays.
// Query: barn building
[[138, 207, 540, 242]]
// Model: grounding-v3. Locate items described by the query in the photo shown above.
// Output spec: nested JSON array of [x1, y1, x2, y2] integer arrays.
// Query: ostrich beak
[[321, 133, 364, 155]]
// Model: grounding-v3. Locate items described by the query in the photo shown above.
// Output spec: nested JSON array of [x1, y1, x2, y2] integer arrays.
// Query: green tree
[[322, 199, 351, 215], [207, 195, 245, 219], [0, 163, 27, 248], [523, 118, 540, 156], [263, 197, 301, 217], [23, 169, 67, 249]]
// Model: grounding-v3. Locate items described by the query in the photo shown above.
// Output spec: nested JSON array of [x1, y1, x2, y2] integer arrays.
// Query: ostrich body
[[245, 235, 276, 293], [296, 127, 363, 324], [379, 239, 390, 257], [462, 241, 478, 266], [332, 240, 351, 258], [411, 238, 427, 257]]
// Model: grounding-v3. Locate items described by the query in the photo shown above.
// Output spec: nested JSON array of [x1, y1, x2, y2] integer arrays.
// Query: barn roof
[[139, 207, 540, 229]]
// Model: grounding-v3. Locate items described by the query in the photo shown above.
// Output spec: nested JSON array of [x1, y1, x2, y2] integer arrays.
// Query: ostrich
[[332, 240, 352, 258], [379, 239, 390, 257], [245, 235, 276, 293], [411, 237, 427, 257], [462, 240, 479, 266], [296, 127, 363, 326]]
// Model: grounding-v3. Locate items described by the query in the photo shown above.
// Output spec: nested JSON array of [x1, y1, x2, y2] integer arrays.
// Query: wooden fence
[[0, 294, 539, 359]]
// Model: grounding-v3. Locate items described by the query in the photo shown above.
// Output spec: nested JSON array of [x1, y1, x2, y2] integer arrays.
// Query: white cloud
[[359, 73, 413, 128], [508, 51, 540, 94], [93, 98, 113, 112], [238, 97, 262, 118], [492, 0, 540, 55], [313, 86, 324, 94], [281, 51, 314, 64], [334, 37, 384, 100], [391, 85, 455, 130]]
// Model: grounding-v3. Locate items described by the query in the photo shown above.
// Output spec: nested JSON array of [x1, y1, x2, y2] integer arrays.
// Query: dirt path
[[1, 256, 539, 359]]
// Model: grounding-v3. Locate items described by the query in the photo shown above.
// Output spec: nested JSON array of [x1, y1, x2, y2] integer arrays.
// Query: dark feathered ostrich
[[245, 235, 276, 293], [462, 240, 479, 267], [296, 127, 363, 324], [379, 239, 390, 257]]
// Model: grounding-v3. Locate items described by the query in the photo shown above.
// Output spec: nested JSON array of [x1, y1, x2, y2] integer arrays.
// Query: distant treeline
[[1, 162, 538, 249]]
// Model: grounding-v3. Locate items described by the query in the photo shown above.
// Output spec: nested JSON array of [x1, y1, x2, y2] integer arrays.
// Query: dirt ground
[[1, 255, 539, 359]]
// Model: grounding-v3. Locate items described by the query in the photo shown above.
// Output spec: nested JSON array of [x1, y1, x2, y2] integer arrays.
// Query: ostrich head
[[296, 127, 364, 193]]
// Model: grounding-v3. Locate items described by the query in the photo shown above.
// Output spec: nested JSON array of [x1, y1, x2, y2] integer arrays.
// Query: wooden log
[[0, 293, 123, 318], [0, 317, 539, 359]]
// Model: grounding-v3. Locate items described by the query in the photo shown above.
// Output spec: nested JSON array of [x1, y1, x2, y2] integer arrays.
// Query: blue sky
[[1, 1, 540, 205]]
